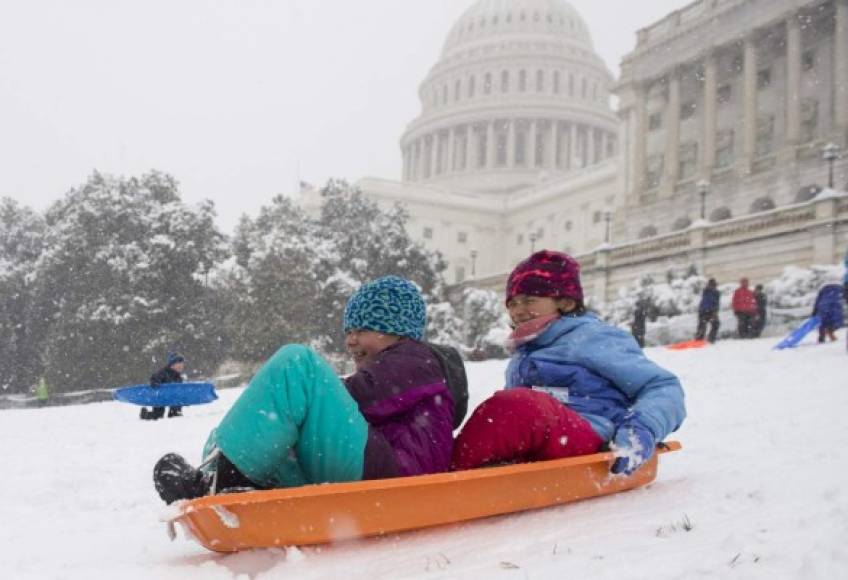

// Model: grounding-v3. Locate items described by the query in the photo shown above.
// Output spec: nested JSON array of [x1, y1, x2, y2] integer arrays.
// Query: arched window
[[750, 197, 776, 213], [519, 70, 527, 92], [794, 184, 821, 203], [639, 226, 659, 239], [672, 217, 692, 231], [501, 70, 510, 92], [454, 79, 461, 101], [484, 72, 492, 95], [442, 84, 448, 105], [581, 77, 587, 99], [468, 75, 476, 98], [569, 73, 574, 96], [709, 207, 732, 222], [553, 71, 561, 94], [536, 70, 545, 92]]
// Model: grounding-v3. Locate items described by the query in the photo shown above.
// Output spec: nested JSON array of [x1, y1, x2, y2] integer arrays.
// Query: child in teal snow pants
[[203, 344, 369, 489], [154, 276, 464, 504]]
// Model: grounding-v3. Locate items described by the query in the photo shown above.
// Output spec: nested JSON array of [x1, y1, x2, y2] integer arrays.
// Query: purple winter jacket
[[343, 339, 454, 479]]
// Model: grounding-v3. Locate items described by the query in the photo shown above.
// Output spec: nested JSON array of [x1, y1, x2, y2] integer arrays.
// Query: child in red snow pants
[[451, 388, 603, 471]]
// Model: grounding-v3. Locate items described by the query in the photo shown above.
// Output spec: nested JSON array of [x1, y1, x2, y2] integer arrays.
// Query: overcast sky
[[0, 0, 691, 232]]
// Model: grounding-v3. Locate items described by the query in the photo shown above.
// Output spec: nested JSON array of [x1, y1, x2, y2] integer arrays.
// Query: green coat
[[35, 378, 49, 401]]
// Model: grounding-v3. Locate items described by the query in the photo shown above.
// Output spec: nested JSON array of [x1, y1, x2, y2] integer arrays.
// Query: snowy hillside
[[2, 332, 847, 579]]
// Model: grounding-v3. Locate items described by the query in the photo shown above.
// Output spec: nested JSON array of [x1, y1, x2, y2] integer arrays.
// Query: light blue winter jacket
[[505, 314, 686, 443]]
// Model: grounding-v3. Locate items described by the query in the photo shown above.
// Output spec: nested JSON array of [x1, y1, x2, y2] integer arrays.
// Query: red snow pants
[[451, 388, 603, 471]]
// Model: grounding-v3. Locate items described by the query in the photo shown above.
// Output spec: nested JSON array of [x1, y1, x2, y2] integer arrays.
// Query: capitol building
[[302, 0, 848, 302]]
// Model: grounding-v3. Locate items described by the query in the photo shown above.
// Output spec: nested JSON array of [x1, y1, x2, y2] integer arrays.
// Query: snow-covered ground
[[3, 331, 846, 579]]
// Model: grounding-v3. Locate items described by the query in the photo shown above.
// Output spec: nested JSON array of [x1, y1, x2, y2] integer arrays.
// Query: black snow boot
[[153, 453, 211, 504]]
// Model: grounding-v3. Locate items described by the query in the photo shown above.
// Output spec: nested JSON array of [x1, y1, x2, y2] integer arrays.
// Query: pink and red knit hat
[[506, 250, 583, 305]]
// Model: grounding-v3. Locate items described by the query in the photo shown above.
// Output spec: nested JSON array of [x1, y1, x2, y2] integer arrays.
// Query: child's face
[[507, 294, 575, 325], [345, 330, 402, 370]]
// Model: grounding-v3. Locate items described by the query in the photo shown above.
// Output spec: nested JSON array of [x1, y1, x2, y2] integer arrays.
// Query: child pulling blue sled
[[774, 316, 821, 350], [114, 382, 218, 407]]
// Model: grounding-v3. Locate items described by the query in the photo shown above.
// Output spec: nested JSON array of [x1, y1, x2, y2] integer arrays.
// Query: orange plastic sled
[[167, 442, 681, 552], [666, 339, 708, 351]]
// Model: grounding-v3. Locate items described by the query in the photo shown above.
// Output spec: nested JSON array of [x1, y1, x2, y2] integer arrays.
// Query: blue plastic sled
[[113, 382, 218, 407], [774, 316, 821, 350]]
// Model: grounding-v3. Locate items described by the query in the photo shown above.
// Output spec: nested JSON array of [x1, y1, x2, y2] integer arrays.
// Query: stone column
[[587, 127, 596, 165], [665, 70, 681, 189], [487, 121, 497, 168], [507, 119, 517, 168], [835, 0, 848, 134], [465, 125, 475, 170], [701, 50, 718, 178], [633, 83, 648, 192], [785, 14, 802, 149], [429, 135, 438, 178], [570, 123, 580, 169], [416, 140, 425, 180], [742, 35, 758, 172], [549, 121, 559, 168], [446, 127, 456, 173], [529, 119, 538, 167]]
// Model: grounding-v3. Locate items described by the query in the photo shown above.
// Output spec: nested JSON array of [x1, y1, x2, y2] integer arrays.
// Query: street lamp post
[[696, 179, 710, 221], [603, 211, 612, 244], [823, 142, 841, 189], [529, 232, 538, 253], [470, 250, 478, 278]]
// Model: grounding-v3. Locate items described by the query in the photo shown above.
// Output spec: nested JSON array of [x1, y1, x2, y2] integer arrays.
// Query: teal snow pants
[[202, 344, 368, 488]]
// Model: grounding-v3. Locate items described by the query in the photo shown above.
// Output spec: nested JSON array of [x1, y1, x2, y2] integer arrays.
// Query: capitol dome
[[400, 0, 619, 194]]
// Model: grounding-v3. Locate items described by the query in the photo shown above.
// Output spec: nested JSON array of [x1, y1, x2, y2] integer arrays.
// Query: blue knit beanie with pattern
[[343, 276, 427, 340]]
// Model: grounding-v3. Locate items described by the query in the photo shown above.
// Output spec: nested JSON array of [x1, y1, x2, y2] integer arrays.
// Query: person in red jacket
[[731, 278, 758, 338]]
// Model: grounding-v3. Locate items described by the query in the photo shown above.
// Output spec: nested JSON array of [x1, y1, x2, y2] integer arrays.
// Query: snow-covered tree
[[31, 171, 228, 393], [223, 195, 327, 362], [315, 180, 451, 353], [0, 198, 46, 393]]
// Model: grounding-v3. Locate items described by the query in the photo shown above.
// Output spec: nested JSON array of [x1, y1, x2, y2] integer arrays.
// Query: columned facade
[[616, 0, 848, 243]]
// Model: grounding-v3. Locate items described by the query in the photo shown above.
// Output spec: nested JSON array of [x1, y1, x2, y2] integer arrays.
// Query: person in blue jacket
[[813, 283, 845, 343], [695, 278, 721, 343], [452, 250, 686, 477]]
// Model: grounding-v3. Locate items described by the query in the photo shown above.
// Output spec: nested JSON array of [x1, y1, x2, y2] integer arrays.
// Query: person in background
[[695, 278, 721, 343], [630, 296, 650, 348], [35, 377, 49, 407], [731, 278, 758, 339], [142, 352, 186, 420], [812, 283, 845, 343], [752, 284, 768, 338]]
